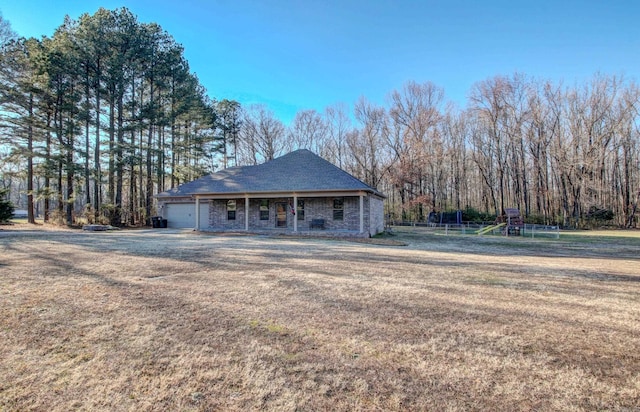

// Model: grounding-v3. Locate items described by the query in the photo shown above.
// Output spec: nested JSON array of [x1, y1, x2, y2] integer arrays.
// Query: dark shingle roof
[[157, 149, 384, 198]]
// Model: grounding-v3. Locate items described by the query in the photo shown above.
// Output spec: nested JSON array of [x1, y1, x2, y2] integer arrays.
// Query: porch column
[[293, 194, 298, 232], [359, 194, 364, 234], [245, 196, 249, 231], [195, 197, 200, 231]]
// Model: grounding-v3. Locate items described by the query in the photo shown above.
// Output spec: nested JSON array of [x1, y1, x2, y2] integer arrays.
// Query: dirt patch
[[1, 226, 638, 411]]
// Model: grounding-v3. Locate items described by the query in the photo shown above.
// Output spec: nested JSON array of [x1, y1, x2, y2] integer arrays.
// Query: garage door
[[165, 203, 209, 229]]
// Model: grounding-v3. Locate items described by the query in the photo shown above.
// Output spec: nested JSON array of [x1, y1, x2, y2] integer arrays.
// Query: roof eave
[[158, 188, 385, 200]]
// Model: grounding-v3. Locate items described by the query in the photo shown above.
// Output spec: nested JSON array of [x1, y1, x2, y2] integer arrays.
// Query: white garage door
[[165, 203, 209, 229]]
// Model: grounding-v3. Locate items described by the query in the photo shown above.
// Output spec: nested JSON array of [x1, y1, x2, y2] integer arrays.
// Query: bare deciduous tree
[[288, 109, 327, 155], [323, 103, 351, 168], [238, 104, 288, 165], [0, 13, 17, 49], [347, 97, 389, 189]]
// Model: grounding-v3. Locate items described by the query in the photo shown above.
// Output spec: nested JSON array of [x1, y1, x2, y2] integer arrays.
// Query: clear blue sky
[[2, 1, 639, 125]]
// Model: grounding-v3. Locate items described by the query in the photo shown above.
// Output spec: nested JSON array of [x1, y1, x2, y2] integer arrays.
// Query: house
[[155, 149, 386, 237]]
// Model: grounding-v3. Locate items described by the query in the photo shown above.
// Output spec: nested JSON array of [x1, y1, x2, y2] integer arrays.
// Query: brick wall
[[209, 199, 246, 230], [205, 194, 383, 235], [368, 196, 385, 235], [297, 197, 361, 231]]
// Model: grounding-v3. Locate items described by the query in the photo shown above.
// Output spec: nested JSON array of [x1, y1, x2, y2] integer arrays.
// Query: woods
[[1, 9, 639, 228], [0, 8, 222, 226]]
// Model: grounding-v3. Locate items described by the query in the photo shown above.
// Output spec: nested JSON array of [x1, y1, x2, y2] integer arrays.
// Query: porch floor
[[198, 227, 369, 238]]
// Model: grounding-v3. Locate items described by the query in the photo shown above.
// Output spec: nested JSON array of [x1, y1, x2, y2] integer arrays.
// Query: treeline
[[0, 8, 237, 225], [2, 9, 639, 228], [236, 74, 640, 228]]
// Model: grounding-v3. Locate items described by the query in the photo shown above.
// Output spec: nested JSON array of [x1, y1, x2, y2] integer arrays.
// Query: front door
[[276, 202, 287, 227]]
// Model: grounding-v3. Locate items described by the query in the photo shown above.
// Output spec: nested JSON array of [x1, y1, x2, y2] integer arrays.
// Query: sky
[[2, 0, 639, 125]]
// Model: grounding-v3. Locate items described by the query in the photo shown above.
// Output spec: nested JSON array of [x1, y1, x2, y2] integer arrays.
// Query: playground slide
[[476, 222, 506, 235]]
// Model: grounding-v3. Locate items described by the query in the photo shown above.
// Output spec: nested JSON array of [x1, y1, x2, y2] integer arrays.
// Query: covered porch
[[192, 191, 371, 235]]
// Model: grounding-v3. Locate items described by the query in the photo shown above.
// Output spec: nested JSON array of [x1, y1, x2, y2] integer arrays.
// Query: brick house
[[156, 149, 386, 237]]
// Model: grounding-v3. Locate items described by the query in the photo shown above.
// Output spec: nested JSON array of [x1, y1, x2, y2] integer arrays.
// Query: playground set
[[408, 208, 558, 238], [475, 208, 524, 236]]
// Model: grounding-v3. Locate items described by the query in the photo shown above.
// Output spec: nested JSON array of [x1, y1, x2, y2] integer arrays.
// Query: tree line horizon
[[1, 8, 638, 229]]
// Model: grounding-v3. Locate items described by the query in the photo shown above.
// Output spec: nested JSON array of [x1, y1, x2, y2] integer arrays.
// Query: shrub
[[82, 205, 95, 224], [585, 206, 615, 228], [100, 204, 116, 225], [586, 206, 614, 222], [525, 213, 547, 225], [48, 209, 67, 226], [462, 206, 495, 223], [0, 189, 15, 222]]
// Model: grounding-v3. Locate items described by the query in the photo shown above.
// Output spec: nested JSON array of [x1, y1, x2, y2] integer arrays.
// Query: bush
[[48, 209, 67, 226], [585, 206, 615, 228], [82, 205, 95, 224], [586, 206, 614, 222], [100, 204, 116, 225], [0, 189, 15, 222], [525, 213, 547, 225], [462, 206, 495, 223]]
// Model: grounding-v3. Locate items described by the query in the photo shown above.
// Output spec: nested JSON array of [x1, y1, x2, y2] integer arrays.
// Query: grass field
[[1, 224, 639, 411]]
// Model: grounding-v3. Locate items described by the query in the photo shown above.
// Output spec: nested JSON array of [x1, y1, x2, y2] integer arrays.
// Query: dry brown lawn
[[1, 224, 639, 411]]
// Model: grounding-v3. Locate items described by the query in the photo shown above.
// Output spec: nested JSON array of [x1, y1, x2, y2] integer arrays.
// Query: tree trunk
[[84, 63, 91, 207], [145, 76, 154, 225], [93, 58, 101, 222], [128, 75, 137, 226], [66, 138, 74, 225], [108, 92, 115, 206], [27, 92, 35, 224], [114, 85, 124, 226], [44, 110, 52, 223]]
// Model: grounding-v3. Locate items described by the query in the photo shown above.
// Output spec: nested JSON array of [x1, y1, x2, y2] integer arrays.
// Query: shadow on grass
[[2, 228, 639, 287]]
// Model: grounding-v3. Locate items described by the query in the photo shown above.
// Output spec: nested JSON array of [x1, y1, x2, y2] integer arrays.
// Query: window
[[297, 200, 305, 221], [333, 198, 344, 221], [260, 199, 269, 220], [227, 200, 236, 220]]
